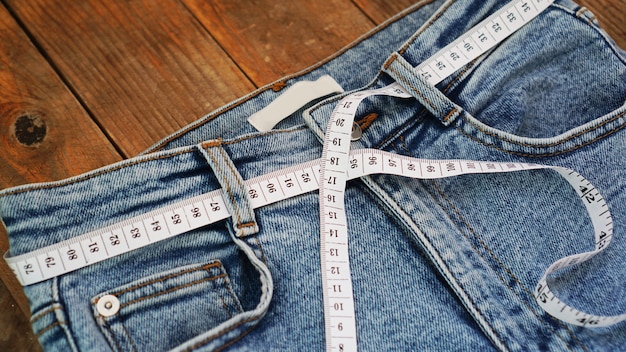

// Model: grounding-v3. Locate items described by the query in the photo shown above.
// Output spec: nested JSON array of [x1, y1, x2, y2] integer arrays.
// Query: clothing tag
[[248, 75, 343, 132]]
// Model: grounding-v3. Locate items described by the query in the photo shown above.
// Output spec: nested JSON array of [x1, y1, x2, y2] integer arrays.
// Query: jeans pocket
[[91, 260, 244, 352]]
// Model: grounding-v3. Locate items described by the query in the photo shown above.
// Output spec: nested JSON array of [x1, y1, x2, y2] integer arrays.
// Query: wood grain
[[0, 0, 625, 351], [4, 0, 255, 156], [0, 3, 122, 351], [182, 0, 375, 87], [353, 0, 422, 24], [0, 0, 124, 310]]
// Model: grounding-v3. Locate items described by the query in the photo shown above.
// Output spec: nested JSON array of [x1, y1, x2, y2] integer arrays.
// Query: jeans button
[[97, 294, 120, 317]]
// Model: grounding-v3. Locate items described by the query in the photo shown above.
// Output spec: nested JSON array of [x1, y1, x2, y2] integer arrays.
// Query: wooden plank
[[181, 0, 375, 87], [4, 0, 255, 156], [0, 3, 123, 351], [0, 2, 123, 317], [352, 0, 419, 25]]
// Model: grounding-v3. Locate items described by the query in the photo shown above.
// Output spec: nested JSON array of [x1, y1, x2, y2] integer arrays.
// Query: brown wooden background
[[1, 0, 624, 350]]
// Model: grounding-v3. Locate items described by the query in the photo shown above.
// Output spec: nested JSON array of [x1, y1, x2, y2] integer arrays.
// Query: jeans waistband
[[1, 0, 447, 257], [2, 0, 625, 256]]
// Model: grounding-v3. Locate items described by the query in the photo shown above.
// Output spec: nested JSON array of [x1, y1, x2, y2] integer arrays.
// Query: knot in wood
[[14, 114, 47, 147]]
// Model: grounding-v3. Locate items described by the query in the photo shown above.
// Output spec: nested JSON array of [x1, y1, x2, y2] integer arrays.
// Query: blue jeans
[[2, 0, 625, 350]]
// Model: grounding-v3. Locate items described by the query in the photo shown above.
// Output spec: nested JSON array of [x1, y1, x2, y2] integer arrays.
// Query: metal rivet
[[351, 122, 362, 141], [96, 295, 120, 317]]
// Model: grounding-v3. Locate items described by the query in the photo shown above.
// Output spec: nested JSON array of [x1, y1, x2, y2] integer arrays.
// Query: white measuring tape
[[4, 0, 625, 348], [318, 0, 560, 350], [5, 147, 625, 325]]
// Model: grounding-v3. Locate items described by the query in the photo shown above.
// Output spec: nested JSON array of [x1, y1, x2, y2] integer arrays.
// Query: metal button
[[96, 294, 120, 317], [351, 122, 362, 141]]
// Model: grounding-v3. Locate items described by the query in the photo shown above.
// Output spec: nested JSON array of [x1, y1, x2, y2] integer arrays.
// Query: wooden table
[[1, 0, 624, 350]]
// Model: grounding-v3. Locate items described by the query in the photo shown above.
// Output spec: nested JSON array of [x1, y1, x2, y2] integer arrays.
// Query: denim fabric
[[1, 0, 625, 351]]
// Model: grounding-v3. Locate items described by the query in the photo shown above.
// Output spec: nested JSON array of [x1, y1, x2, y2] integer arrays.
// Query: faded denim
[[1, 0, 625, 351]]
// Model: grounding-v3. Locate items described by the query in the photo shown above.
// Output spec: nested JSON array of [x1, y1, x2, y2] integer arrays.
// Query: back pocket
[[91, 260, 242, 352]]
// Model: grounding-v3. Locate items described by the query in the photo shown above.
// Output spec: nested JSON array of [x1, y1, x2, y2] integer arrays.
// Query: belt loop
[[196, 140, 259, 237], [383, 52, 463, 126]]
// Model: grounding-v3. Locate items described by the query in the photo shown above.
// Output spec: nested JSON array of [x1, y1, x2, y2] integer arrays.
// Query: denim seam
[[237, 222, 257, 229], [454, 119, 626, 158], [180, 234, 272, 351], [398, 135, 413, 156], [181, 316, 260, 352], [1, 148, 189, 196], [357, 178, 509, 348], [250, 232, 269, 265], [118, 275, 227, 310], [460, 110, 626, 148], [442, 108, 457, 123], [365, 172, 567, 349], [221, 125, 308, 145], [201, 139, 223, 148], [35, 320, 65, 338], [32, 303, 67, 340], [219, 271, 246, 318], [96, 268, 238, 350], [430, 181, 586, 351], [30, 305, 62, 324], [1, 128, 306, 197], [213, 325, 258, 352], [107, 262, 222, 296], [120, 316, 139, 352], [307, 78, 375, 117], [53, 277, 79, 352], [270, 81, 288, 92], [404, 182, 508, 349], [101, 315, 124, 352], [218, 290, 233, 319], [147, 0, 439, 153], [360, 175, 508, 350]]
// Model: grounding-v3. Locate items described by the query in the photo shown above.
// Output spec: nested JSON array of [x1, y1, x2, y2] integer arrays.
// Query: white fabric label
[[248, 75, 344, 132]]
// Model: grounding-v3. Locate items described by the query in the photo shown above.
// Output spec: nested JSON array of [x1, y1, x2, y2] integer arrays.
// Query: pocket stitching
[[461, 109, 626, 148], [93, 260, 244, 351], [118, 274, 227, 310], [105, 261, 222, 297], [455, 119, 626, 158]]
